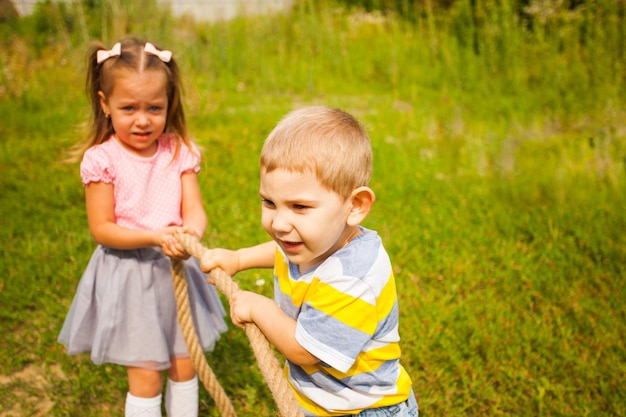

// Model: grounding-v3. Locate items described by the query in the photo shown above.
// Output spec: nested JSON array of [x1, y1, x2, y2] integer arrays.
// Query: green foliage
[[1, 0, 625, 416]]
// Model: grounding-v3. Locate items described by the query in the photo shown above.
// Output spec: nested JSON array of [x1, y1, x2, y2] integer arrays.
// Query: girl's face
[[99, 68, 168, 157], [259, 167, 360, 274]]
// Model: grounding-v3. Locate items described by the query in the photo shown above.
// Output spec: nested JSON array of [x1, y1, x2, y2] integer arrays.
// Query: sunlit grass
[[1, 0, 625, 415]]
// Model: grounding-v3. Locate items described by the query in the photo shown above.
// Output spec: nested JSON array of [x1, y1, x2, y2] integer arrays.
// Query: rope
[[172, 232, 305, 417], [170, 258, 237, 417]]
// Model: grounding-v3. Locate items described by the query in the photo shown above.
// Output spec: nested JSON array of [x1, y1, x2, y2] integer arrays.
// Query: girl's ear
[[347, 186, 376, 226], [97, 91, 110, 116]]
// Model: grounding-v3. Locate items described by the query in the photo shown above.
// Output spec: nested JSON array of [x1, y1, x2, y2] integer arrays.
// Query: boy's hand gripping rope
[[170, 232, 304, 417]]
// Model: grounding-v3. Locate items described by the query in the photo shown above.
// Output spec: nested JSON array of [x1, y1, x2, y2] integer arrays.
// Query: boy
[[201, 106, 418, 416]]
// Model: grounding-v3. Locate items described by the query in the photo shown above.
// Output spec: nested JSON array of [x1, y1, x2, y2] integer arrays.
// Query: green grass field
[[1, 0, 625, 415]]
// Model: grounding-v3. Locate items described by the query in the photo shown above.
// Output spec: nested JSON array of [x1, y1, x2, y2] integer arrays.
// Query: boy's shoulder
[[338, 227, 381, 255], [326, 227, 390, 278]]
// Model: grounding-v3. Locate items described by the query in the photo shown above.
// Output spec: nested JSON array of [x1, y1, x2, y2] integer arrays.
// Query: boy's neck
[[340, 225, 363, 249]]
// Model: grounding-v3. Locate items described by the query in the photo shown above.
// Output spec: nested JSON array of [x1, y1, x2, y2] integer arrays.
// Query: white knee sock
[[125, 392, 162, 417], [165, 375, 198, 417]]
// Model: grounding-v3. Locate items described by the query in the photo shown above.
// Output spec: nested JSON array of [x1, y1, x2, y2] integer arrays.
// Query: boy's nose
[[271, 211, 292, 233]]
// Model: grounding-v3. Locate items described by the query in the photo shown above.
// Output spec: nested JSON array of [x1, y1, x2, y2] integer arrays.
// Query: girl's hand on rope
[[200, 248, 241, 280], [160, 226, 193, 260]]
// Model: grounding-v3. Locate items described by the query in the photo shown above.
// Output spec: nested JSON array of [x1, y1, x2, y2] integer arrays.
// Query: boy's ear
[[347, 186, 376, 226]]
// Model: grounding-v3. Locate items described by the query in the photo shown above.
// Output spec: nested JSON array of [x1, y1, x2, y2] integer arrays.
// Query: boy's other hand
[[201, 248, 241, 280]]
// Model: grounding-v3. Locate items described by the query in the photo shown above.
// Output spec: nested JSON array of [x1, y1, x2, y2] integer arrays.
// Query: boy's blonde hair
[[261, 106, 372, 199]]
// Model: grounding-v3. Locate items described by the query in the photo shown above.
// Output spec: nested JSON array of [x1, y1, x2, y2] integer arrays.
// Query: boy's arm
[[230, 291, 320, 367], [201, 240, 276, 277]]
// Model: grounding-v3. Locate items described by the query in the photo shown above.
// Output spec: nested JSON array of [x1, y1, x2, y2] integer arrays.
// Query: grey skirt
[[58, 245, 228, 370]]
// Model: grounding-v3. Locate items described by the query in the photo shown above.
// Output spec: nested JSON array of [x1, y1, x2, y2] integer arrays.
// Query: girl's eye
[[122, 106, 134, 111], [149, 106, 162, 112]]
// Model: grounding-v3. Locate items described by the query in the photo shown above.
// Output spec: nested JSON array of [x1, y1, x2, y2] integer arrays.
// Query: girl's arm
[[179, 171, 207, 239], [85, 182, 187, 252], [230, 291, 320, 367], [161, 171, 207, 258], [200, 241, 276, 277]]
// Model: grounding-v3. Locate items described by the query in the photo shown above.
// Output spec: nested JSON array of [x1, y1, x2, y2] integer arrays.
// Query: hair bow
[[96, 43, 121, 64], [144, 42, 172, 63]]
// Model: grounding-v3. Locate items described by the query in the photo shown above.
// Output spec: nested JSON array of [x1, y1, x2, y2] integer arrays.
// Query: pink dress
[[58, 135, 227, 370]]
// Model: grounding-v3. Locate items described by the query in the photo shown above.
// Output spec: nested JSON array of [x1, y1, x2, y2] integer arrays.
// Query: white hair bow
[[96, 42, 121, 64], [144, 42, 172, 63]]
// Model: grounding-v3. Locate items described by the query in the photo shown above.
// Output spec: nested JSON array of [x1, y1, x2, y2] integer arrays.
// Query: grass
[[1, 0, 625, 415]]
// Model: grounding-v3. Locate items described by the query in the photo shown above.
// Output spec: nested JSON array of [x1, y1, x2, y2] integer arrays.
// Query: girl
[[58, 36, 227, 417]]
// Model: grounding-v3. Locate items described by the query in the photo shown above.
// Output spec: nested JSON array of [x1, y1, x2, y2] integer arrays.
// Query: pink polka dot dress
[[58, 135, 227, 370]]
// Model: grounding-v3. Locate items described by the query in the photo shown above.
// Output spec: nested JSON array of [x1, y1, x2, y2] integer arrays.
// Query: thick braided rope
[[170, 258, 237, 417], [174, 233, 305, 417]]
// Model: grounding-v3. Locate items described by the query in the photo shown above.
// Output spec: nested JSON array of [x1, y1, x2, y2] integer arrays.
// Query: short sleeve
[[80, 145, 115, 186], [177, 141, 201, 174]]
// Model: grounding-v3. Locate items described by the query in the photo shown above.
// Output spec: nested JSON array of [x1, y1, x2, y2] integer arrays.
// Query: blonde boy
[[202, 106, 418, 416]]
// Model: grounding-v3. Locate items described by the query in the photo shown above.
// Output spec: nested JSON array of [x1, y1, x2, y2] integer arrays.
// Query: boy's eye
[[293, 204, 309, 211], [261, 199, 275, 209]]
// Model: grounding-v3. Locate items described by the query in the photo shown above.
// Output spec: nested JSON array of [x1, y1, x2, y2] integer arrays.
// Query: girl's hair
[[67, 35, 190, 162], [261, 106, 372, 200]]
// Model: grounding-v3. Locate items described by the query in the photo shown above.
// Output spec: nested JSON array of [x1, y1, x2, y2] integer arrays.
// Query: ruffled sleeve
[[80, 144, 115, 186], [177, 139, 202, 174]]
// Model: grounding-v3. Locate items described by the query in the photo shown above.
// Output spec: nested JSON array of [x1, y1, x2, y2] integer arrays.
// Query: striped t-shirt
[[273, 227, 414, 416]]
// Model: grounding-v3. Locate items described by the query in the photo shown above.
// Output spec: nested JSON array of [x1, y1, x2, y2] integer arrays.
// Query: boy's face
[[260, 167, 359, 273]]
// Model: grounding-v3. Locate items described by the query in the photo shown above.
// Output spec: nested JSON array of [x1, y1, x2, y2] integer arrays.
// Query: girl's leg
[[167, 356, 196, 382], [125, 366, 163, 417], [165, 357, 198, 417], [127, 366, 164, 397], [125, 392, 162, 417]]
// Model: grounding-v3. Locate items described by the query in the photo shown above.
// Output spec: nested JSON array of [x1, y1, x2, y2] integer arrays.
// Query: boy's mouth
[[280, 240, 303, 252]]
